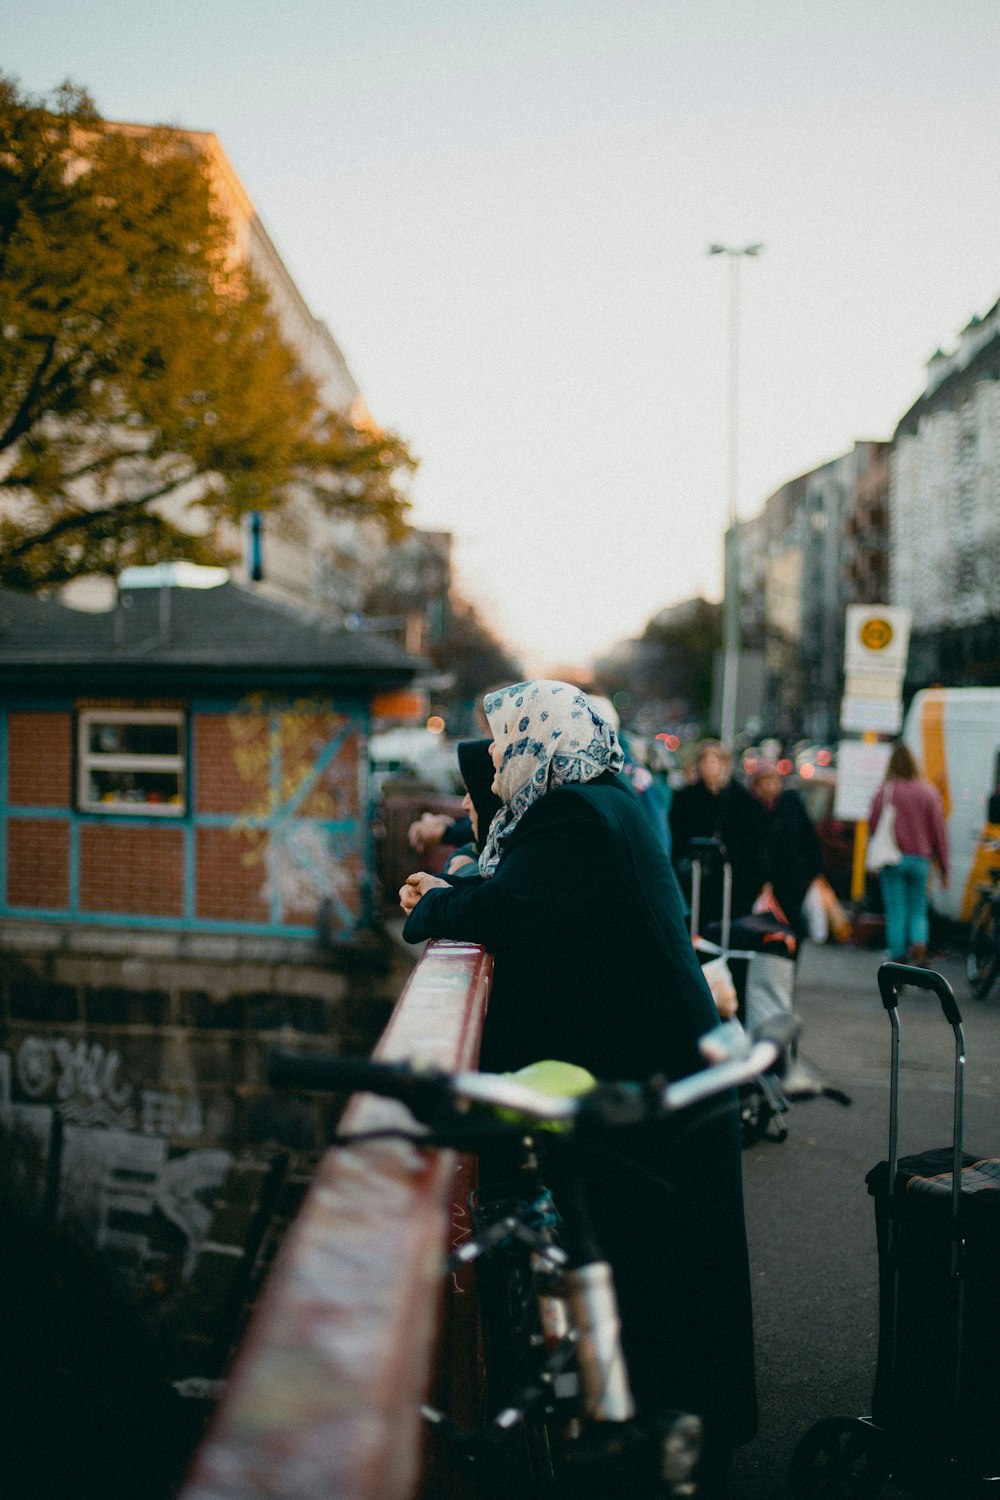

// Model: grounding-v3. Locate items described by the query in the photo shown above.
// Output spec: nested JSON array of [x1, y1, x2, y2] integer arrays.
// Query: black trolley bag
[[791, 962, 1000, 1498], [866, 962, 1000, 1490]]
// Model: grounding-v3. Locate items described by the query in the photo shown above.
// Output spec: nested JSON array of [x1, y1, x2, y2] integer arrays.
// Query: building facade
[[732, 441, 891, 740], [891, 300, 1000, 689]]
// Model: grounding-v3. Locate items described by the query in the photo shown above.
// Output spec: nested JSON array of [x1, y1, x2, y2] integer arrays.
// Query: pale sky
[[6, 2, 1000, 671]]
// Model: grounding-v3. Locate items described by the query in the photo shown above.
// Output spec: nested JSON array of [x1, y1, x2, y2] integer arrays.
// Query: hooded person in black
[[441, 738, 504, 877]]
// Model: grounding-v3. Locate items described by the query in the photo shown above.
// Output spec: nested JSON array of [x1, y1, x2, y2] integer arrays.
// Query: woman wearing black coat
[[669, 740, 765, 927], [748, 761, 823, 940], [400, 681, 757, 1494]]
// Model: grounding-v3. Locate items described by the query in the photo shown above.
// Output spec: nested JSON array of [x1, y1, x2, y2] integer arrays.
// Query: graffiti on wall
[[2, 1042, 228, 1279], [228, 694, 362, 925]]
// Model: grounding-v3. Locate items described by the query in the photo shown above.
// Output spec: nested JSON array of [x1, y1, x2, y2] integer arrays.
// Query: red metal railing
[[180, 939, 491, 1500]]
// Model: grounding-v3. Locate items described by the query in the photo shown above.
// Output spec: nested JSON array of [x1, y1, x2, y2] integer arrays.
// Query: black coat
[[403, 772, 757, 1448], [755, 789, 823, 938], [669, 777, 765, 924]]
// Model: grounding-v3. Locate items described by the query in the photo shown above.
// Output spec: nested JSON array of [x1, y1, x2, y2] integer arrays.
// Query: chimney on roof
[[113, 562, 228, 648]]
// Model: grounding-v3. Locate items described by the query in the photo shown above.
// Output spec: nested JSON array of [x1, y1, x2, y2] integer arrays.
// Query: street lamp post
[[708, 241, 763, 748]]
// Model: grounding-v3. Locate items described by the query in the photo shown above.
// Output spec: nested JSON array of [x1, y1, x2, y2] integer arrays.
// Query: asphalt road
[[728, 939, 1000, 1500]]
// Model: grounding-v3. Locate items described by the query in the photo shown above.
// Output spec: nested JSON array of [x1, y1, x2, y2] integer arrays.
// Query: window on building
[[77, 710, 186, 816]]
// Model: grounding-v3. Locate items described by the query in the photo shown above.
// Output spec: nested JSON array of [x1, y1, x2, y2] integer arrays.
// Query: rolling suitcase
[[865, 963, 1000, 1489], [791, 963, 1000, 1496]]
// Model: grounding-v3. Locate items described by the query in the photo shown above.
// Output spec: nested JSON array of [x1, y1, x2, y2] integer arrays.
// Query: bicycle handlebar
[[267, 1014, 797, 1139]]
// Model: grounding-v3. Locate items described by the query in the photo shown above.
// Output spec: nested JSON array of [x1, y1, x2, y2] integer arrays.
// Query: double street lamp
[[708, 241, 763, 748]]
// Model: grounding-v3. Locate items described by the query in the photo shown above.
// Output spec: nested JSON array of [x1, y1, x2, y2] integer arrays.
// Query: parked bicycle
[[966, 841, 1000, 1000], [269, 1017, 795, 1498]]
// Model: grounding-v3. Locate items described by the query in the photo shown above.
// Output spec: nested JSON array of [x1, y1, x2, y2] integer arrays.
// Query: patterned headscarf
[[478, 680, 624, 877]]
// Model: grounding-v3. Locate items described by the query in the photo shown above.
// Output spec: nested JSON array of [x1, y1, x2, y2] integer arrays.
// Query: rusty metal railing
[[180, 939, 491, 1500]]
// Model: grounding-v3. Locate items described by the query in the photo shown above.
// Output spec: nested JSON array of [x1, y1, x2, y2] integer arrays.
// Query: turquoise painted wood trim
[[189, 696, 373, 716], [0, 906, 317, 939], [269, 712, 283, 926], [0, 710, 7, 908], [68, 818, 80, 910], [194, 813, 357, 833]]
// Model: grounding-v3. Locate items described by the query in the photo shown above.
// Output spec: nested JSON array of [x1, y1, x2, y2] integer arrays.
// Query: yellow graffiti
[[226, 696, 352, 869]]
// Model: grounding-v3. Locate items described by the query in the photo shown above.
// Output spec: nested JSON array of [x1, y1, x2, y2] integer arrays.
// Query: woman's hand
[[407, 812, 452, 852], [399, 871, 450, 914]]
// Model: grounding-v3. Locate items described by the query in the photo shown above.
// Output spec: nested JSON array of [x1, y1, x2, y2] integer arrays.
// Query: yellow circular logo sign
[[860, 617, 894, 652]]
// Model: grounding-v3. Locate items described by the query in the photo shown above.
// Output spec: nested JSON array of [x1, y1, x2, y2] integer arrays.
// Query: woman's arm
[[402, 797, 601, 951]]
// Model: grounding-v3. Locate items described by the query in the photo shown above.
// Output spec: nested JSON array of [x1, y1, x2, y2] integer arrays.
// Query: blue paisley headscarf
[[478, 680, 624, 877]]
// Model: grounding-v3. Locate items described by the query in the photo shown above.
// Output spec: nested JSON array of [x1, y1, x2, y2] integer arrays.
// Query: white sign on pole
[[840, 697, 904, 734], [834, 740, 893, 821], [844, 606, 912, 676], [841, 605, 911, 734]]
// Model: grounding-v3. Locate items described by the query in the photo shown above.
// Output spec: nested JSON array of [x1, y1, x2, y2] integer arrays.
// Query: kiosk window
[[77, 711, 186, 815]]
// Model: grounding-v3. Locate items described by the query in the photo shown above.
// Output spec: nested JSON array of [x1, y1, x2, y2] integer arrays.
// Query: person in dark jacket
[[400, 681, 757, 1494], [748, 761, 824, 940], [668, 740, 764, 929], [440, 738, 504, 876]]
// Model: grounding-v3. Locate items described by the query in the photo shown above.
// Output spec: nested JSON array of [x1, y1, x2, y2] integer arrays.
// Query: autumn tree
[[0, 76, 415, 590]]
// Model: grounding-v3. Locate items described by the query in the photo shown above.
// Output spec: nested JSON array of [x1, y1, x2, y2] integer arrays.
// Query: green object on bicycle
[[499, 1059, 597, 1131]]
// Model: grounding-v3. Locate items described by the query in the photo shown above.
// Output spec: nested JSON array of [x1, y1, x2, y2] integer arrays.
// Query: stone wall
[[0, 919, 414, 1381]]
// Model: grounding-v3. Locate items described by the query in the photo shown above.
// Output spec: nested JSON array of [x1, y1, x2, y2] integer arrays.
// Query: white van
[[902, 688, 1000, 922]]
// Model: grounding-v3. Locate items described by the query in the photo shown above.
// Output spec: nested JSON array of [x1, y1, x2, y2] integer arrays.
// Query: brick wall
[[3, 699, 366, 935], [195, 713, 269, 816], [196, 826, 271, 924], [7, 712, 72, 807], [79, 824, 185, 916], [6, 819, 70, 908]]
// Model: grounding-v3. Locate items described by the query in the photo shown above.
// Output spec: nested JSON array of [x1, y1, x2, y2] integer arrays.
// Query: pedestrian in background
[[868, 742, 949, 965], [669, 739, 763, 927], [748, 761, 823, 941]]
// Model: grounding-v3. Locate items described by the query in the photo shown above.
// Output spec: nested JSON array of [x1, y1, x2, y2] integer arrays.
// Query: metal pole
[[710, 242, 761, 748], [719, 254, 742, 748]]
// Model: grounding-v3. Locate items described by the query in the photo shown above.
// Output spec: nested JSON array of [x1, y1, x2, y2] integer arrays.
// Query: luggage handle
[[878, 965, 969, 1457], [877, 961, 963, 1028], [878, 963, 965, 1247], [688, 837, 731, 948]]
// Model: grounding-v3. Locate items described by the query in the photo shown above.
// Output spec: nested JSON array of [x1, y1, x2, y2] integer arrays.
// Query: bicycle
[[966, 842, 1000, 1000], [269, 1017, 794, 1498]]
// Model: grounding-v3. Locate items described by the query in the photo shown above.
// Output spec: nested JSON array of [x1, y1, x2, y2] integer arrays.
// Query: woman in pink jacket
[[868, 742, 949, 965]]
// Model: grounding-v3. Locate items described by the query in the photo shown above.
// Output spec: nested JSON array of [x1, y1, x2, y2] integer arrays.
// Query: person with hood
[[399, 681, 757, 1497], [440, 738, 504, 876]]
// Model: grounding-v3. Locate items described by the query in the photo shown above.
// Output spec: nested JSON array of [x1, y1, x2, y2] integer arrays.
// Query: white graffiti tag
[[17, 1036, 135, 1127]]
